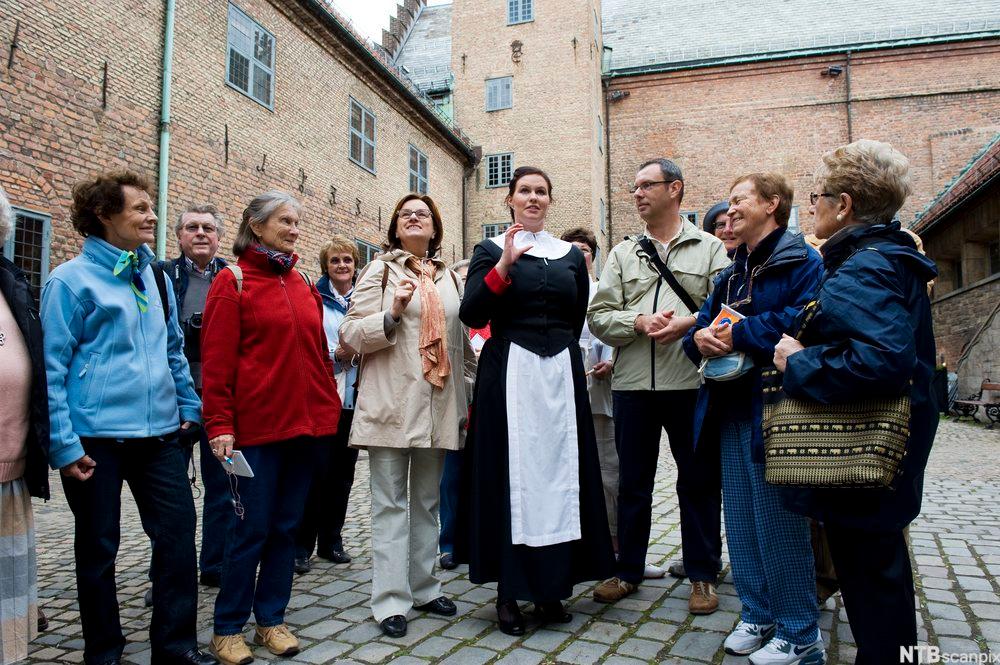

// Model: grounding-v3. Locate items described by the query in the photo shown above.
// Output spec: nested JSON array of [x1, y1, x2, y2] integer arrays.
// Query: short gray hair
[[233, 191, 302, 256], [175, 204, 224, 238], [819, 139, 913, 225], [0, 185, 11, 247]]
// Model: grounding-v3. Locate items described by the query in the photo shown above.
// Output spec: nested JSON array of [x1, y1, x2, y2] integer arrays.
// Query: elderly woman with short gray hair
[[201, 191, 342, 665], [774, 140, 938, 664], [0, 185, 48, 665]]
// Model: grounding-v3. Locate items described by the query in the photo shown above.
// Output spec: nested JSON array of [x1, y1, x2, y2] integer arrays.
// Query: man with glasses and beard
[[588, 159, 729, 615], [145, 205, 230, 606]]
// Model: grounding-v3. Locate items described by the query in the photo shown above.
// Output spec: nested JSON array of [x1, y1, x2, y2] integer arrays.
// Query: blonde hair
[[318, 234, 360, 274], [819, 139, 912, 225]]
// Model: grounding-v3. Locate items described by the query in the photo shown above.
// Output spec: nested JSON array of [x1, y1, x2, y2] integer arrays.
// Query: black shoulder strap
[[636, 236, 699, 314], [151, 263, 170, 325]]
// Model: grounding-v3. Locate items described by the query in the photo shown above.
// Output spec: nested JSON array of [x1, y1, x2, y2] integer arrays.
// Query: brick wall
[[450, 0, 606, 255], [0, 0, 471, 278], [605, 40, 1000, 239]]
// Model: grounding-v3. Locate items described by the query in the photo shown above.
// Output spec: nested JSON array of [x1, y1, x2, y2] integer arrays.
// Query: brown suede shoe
[[254, 624, 300, 657], [689, 581, 719, 615], [593, 577, 638, 603], [210, 634, 253, 665]]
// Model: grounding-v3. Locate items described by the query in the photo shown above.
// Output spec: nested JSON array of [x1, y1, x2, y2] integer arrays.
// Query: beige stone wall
[[0, 0, 472, 278], [450, 0, 606, 260]]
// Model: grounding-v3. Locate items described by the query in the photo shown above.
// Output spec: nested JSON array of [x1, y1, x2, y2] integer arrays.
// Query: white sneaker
[[643, 563, 666, 579], [748, 636, 826, 665], [724, 621, 776, 656]]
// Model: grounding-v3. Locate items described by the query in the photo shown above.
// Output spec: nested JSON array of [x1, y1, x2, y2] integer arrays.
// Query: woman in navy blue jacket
[[681, 173, 825, 665], [774, 140, 938, 665]]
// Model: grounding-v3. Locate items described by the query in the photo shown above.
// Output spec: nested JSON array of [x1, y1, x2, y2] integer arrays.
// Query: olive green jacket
[[587, 222, 730, 391]]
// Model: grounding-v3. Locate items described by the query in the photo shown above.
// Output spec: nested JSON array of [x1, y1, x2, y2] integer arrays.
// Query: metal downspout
[[603, 79, 613, 249], [156, 0, 176, 260], [845, 51, 853, 143]]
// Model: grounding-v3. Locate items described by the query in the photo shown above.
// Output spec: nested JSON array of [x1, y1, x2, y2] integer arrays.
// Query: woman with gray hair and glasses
[[201, 191, 342, 665], [0, 185, 49, 665]]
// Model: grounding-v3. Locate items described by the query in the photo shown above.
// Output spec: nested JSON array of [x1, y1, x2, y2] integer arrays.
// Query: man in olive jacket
[[588, 159, 730, 615]]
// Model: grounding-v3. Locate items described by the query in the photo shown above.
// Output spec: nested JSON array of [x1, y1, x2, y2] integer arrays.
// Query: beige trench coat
[[340, 249, 477, 451]]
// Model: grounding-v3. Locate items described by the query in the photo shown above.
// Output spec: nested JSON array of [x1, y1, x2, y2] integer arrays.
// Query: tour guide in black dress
[[455, 166, 615, 636]]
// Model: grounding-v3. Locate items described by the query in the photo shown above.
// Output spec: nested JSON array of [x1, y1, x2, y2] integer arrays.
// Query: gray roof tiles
[[396, 4, 453, 89], [396, 0, 1000, 82]]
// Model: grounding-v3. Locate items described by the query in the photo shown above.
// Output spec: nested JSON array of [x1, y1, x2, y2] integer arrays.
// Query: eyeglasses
[[182, 223, 218, 234], [629, 179, 677, 194], [809, 192, 837, 206], [399, 209, 431, 220]]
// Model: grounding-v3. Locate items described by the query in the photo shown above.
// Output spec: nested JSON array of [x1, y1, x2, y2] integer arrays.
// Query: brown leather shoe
[[209, 634, 253, 665], [689, 581, 719, 615], [254, 624, 299, 657], [593, 577, 638, 603]]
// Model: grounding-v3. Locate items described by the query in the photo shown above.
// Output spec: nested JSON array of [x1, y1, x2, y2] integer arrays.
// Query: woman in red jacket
[[201, 191, 341, 665]]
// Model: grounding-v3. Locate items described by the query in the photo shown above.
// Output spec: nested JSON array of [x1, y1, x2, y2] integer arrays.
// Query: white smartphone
[[220, 450, 254, 478]]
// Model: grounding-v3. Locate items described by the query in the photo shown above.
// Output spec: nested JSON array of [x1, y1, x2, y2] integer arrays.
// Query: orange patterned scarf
[[408, 257, 451, 389]]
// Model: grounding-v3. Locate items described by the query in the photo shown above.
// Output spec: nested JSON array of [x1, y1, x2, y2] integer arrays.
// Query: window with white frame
[[681, 211, 698, 225], [485, 153, 513, 188], [349, 98, 376, 173], [355, 239, 381, 268], [2, 208, 52, 300], [483, 222, 512, 239], [485, 76, 512, 112], [409, 145, 428, 194], [508, 0, 533, 24], [787, 206, 800, 235], [226, 4, 275, 109]]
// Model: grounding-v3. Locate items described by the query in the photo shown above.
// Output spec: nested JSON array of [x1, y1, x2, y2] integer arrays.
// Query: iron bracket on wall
[[7, 20, 20, 70], [102, 61, 109, 109], [256, 154, 267, 173], [224, 124, 230, 165], [355, 198, 362, 216], [329, 185, 337, 206], [298, 168, 307, 193]]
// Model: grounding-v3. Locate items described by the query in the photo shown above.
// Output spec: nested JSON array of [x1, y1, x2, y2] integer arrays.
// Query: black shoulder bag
[[636, 236, 699, 315]]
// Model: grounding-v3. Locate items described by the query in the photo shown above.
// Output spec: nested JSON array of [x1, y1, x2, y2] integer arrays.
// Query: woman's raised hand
[[496, 223, 532, 279], [390, 278, 418, 320]]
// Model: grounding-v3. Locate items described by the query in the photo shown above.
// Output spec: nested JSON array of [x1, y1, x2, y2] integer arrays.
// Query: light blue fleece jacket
[[41, 236, 201, 470]]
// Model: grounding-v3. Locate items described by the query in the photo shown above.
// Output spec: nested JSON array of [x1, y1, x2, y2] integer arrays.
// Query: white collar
[[490, 229, 573, 260]]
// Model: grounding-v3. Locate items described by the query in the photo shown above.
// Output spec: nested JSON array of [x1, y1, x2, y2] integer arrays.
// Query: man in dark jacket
[[151, 204, 229, 600]]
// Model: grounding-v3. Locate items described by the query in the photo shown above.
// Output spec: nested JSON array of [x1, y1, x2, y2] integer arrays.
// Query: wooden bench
[[952, 379, 1000, 429]]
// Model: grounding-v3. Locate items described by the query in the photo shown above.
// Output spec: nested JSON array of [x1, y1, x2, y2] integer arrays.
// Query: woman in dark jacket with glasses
[[774, 140, 938, 665], [682, 173, 825, 664]]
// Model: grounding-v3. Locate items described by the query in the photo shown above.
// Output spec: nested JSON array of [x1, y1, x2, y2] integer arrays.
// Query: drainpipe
[[845, 51, 853, 143], [155, 0, 177, 260]]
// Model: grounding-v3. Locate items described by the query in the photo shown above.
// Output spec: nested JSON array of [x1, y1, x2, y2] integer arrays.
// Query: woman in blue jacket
[[774, 140, 937, 665], [41, 171, 214, 665], [682, 173, 825, 665]]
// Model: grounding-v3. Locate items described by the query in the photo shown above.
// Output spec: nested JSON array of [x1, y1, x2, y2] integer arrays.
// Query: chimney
[[380, 0, 426, 60]]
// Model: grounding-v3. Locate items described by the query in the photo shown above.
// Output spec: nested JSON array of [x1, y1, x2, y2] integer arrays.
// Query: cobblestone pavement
[[28, 419, 999, 664]]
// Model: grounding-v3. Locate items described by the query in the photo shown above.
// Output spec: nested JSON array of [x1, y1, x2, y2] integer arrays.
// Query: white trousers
[[368, 447, 445, 622], [593, 413, 618, 533]]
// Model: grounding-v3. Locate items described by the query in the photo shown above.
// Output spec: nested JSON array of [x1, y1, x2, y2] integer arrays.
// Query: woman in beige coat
[[340, 193, 476, 638]]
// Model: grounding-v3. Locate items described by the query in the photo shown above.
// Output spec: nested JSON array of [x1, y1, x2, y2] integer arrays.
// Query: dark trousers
[[826, 523, 916, 664], [214, 438, 320, 634], [296, 411, 357, 558], [198, 431, 234, 577], [612, 389, 722, 585], [438, 450, 462, 554], [62, 435, 198, 665]]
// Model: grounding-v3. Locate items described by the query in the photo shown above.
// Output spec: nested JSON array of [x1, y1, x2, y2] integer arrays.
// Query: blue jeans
[[62, 434, 198, 665], [720, 420, 818, 644], [213, 438, 321, 634], [438, 450, 462, 554]]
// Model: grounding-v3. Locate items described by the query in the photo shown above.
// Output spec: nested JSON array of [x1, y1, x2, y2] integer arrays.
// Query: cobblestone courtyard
[[27, 419, 1000, 664]]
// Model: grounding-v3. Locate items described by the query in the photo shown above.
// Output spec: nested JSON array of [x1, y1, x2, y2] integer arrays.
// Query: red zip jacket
[[201, 249, 341, 446]]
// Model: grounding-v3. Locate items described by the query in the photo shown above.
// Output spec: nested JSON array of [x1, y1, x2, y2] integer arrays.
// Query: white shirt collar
[[490, 229, 573, 260]]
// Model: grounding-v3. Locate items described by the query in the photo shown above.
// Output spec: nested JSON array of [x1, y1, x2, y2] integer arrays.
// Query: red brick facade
[[604, 40, 1000, 242]]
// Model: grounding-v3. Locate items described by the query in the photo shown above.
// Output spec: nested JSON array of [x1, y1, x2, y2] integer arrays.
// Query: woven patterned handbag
[[761, 292, 911, 488], [761, 368, 910, 487]]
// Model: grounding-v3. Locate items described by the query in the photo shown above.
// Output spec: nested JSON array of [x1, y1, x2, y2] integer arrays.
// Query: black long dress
[[454, 236, 615, 602]]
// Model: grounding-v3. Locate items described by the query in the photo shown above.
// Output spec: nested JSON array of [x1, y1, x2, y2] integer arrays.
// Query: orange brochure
[[710, 304, 744, 329]]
